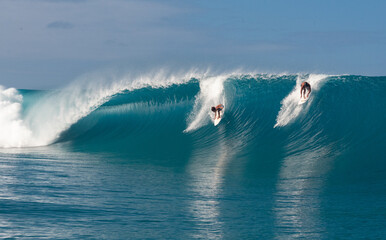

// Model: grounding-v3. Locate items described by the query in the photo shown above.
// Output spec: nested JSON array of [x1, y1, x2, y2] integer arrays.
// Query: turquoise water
[[0, 74, 385, 239]]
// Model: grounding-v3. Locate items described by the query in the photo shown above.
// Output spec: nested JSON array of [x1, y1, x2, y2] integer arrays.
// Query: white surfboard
[[298, 95, 310, 105], [214, 117, 222, 126]]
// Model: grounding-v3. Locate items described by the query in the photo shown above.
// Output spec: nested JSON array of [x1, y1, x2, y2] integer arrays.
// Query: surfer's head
[[211, 107, 216, 112]]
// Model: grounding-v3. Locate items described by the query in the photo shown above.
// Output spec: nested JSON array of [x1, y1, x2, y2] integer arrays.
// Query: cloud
[[37, 0, 87, 2], [47, 21, 74, 29]]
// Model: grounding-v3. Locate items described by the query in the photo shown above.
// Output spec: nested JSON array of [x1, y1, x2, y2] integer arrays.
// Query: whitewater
[[0, 70, 385, 239], [1, 71, 384, 149], [0, 71, 350, 148]]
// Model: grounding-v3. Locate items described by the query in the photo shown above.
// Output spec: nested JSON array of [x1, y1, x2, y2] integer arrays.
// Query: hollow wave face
[[0, 68, 206, 148], [0, 72, 385, 167]]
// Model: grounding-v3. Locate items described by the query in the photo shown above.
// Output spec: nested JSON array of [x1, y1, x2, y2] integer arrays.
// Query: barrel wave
[[1, 73, 385, 164]]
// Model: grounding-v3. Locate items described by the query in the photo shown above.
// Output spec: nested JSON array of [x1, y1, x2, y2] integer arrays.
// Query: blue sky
[[1, 0, 385, 88]]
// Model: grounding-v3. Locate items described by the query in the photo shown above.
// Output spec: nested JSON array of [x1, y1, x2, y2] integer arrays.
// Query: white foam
[[0, 87, 32, 148], [0, 68, 206, 148], [274, 74, 328, 128], [184, 75, 227, 132], [0, 70, 331, 147]]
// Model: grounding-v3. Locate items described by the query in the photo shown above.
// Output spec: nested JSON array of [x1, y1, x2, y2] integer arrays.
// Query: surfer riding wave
[[300, 82, 311, 99]]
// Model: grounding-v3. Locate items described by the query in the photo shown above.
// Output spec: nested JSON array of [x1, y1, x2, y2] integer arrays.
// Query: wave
[[0, 68, 206, 147], [0, 71, 385, 165]]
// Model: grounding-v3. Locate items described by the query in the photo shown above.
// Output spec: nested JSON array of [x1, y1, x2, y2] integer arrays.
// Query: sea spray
[[274, 74, 329, 128], [2, 68, 207, 147], [185, 75, 228, 132], [0, 86, 32, 147], [2, 73, 383, 152]]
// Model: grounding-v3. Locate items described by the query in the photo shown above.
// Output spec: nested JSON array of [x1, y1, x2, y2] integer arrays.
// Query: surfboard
[[214, 117, 222, 126], [298, 95, 310, 105]]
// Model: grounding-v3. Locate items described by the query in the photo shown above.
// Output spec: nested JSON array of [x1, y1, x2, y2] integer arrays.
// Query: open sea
[[0, 72, 385, 239]]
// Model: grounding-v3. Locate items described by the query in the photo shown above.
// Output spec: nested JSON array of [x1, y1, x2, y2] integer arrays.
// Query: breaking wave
[[0, 71, 385, 166]]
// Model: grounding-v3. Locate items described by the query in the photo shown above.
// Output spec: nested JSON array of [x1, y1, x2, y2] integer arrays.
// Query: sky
[[0, 0, 385, 89]]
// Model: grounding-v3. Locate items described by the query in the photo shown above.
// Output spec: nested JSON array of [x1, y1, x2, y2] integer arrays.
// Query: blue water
[[0, 73, 385, 239]]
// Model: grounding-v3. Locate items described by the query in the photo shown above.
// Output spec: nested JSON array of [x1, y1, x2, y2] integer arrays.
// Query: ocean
[[0, 72, 385, 239]]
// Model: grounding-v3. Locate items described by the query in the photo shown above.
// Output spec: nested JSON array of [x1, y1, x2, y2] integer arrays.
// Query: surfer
[[211, 104, 224, 119], [300, 82, 311, 99]]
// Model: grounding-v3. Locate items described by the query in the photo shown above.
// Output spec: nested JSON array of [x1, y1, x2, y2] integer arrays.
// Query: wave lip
[[1, 72, 385, 153], [0, 69, 205, 148]]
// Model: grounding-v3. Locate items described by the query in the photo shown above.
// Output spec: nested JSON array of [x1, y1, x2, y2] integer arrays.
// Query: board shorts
[[216, 104, 224, 110]]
